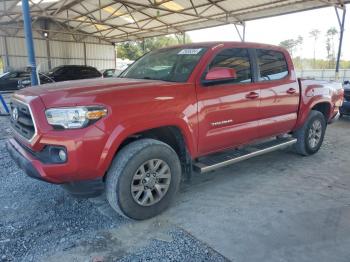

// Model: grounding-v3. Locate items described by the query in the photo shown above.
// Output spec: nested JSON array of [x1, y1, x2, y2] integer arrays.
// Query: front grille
[[10, 99, 36, 141], [344, 90, 350, 102]]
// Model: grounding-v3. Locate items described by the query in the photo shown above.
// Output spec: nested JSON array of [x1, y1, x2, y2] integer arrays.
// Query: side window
[[256, 49, 288, 81], [79, 67, 99, 78], [208, 48, 252, 83]]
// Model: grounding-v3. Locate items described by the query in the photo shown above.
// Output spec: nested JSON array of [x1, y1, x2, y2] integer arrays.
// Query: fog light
[[58, 149, 67, 162]]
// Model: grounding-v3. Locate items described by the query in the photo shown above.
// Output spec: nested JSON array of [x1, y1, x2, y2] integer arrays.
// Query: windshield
[[120, 47, 207, 82]]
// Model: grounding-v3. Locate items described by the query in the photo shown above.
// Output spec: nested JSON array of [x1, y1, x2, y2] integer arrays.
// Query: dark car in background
[[101, 69, 116, 78], [340, 80, 350, 117], [101, 69, 123, 78], [19, 65, 102, 88], [0, 71, 29, 91], [47, 65, 102, 82], [18, 73, 55, 89]]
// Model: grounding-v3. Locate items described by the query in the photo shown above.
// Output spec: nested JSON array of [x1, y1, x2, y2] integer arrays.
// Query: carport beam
[[21, 0, 38, 86], [335, 5, 346, 79]]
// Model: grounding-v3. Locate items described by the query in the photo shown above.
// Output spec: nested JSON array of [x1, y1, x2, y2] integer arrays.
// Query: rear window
[[256, 49, 288, 81]]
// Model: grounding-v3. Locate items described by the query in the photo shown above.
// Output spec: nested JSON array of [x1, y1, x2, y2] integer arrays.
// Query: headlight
[[45, 106, 107, 129]]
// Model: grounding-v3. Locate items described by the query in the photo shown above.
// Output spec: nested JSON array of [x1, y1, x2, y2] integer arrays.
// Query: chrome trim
[[211, 119, 233, 127], [194, 139, 297, 173], [11, 98, 38, 143]]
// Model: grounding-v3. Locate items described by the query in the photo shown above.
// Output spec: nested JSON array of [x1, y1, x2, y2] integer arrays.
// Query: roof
[[0, 0, 348, 43], [153, 41, 289, 54]]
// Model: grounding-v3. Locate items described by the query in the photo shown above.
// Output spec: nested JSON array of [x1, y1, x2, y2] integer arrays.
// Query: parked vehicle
[[340, 80, 350, 116], [18, 73, 55, 89], [7, 42, 343, 220], [0, 71, 29, 91], [101, 69, 116, 78], [45, 65, 102, 82]]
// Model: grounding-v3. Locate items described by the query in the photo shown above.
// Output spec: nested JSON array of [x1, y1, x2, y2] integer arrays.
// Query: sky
[[187, 6, 349, 60]]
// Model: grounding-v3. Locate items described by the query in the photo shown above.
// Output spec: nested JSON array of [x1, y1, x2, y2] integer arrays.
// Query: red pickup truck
[[7, 42, 343, 220]]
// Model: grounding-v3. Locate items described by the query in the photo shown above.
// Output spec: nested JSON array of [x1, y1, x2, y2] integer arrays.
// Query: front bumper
[[6, 138, 59, 183], [8, 94, 112, 184], [7, 122, 109, 184], [6, 138, 46, 182]]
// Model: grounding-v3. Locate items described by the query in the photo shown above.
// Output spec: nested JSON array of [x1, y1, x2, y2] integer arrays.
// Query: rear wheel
[[106, 139, 181, 220], [293, 110, 326, 156]]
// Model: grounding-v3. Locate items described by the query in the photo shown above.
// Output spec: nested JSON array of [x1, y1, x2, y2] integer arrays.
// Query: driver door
[[196, 48, 260, 156]]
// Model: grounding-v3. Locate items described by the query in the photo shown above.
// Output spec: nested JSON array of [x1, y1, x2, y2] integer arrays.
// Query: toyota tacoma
[[6, 42, 343, 220]]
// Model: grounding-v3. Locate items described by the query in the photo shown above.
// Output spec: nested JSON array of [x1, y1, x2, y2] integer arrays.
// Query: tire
[[293, 110, 327, 156], [106, 139, 181, 220]]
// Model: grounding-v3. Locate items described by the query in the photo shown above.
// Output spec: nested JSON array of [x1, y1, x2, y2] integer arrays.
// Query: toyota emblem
[[12, 107, 19, 122]]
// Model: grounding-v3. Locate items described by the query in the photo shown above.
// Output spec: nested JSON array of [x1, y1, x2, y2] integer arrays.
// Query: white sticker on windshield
[[178, 48, 202, 55]]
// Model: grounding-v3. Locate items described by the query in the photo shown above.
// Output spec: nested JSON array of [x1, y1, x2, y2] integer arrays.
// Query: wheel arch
[[295, 98, 332, 130], [311, 102, 331, 119], [98, 121, 196, 181]]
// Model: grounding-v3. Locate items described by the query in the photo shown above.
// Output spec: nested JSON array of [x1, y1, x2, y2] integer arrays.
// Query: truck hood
[[17, 77, 180, 107]]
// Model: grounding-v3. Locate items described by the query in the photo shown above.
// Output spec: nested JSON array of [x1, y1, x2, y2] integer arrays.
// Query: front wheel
[[293, 110, 327, 156], [106, 139, 181, 220]]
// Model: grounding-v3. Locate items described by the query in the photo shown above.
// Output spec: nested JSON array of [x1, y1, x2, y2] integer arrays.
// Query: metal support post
[[21, 0, 38, 86], [335, 5, 346, 80]]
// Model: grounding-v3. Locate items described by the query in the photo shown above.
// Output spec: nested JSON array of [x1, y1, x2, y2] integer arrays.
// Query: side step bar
[[193, 137, 297, 173]]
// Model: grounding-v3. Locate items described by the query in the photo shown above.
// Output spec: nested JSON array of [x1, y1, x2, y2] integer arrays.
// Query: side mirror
[[203, 67, 237, 86]]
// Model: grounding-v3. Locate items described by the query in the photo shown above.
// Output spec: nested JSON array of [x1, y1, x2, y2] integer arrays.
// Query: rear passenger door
[[254, 49, 300, 138], [196, 48, 260, 155]]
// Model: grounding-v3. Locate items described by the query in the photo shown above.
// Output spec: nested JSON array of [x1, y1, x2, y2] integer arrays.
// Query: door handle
[[246, 92, 259, 99], [287, 88, 297, 94]]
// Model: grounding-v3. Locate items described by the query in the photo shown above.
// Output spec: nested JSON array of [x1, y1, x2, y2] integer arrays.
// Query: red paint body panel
[[9, 42, 343, 184]]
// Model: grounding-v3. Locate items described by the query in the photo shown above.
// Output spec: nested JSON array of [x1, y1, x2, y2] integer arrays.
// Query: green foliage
[[309, 29, 321, 67], [325, 27, 339, 68], [292, 57, 350, 70], [116, 34, 192, 60], [116, 42, 143, 61], [279, 36, 303, 57], [280, 26, 346, 70], [309, 29, 320, 39]]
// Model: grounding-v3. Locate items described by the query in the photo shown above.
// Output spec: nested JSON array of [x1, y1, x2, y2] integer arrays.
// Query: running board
[[193, 137, 297, 173]]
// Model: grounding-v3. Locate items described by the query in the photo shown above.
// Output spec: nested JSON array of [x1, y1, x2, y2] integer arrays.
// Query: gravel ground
[[0, 113, 227, 261]]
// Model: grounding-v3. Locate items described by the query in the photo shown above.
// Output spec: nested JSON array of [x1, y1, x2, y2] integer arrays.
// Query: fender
[[294, 96, 332, 130], [96, 114, 198, 176]]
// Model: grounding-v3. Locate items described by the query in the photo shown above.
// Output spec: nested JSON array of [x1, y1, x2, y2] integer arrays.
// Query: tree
[[325, 27, 338, 68], [279, 36, 303, 58], [116, 34, 192, 60], [309, 29, 320, 68], [116, 42, 143, 60]]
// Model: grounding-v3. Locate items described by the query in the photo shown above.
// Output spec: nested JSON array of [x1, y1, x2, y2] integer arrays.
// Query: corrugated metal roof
[[0, 0, 348, 43]]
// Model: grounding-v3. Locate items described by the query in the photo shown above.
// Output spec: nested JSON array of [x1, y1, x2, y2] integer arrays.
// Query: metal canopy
[[0, 0, 349, 43]]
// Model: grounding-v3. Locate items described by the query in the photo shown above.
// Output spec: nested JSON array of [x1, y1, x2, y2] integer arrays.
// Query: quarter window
[[256, 49, 288, 81], [208, 48, 252, 83]]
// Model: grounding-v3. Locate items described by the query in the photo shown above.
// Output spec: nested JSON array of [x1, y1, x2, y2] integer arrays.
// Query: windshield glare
[[120, 47, 207, 82]]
